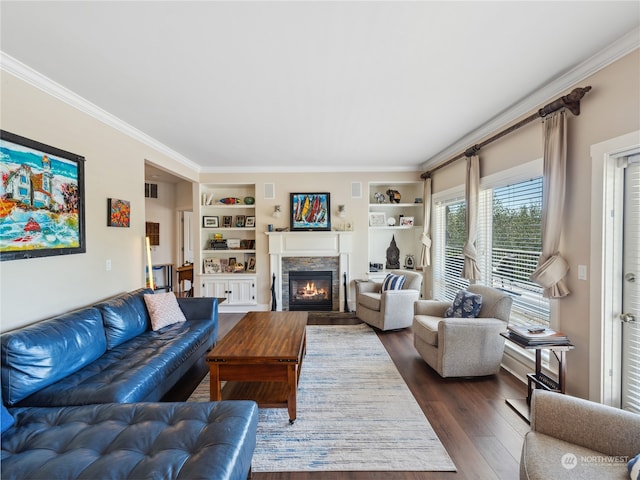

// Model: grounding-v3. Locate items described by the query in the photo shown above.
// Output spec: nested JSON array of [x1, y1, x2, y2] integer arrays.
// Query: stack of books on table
[[506, 325, 571, 346]]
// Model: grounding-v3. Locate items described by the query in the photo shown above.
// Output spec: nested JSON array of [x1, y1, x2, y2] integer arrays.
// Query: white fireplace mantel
[[266, 231, 352, 311]]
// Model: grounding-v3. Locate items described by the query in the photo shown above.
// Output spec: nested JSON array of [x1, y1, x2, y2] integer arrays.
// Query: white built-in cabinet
[[201, 277, 256, 305], [196, 183, 258, 311]]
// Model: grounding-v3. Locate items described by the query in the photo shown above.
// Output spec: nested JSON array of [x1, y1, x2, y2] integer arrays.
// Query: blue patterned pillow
[[445, 290, 483, 318], [629, 453, 639, 480], [382, 273, 406, 291]]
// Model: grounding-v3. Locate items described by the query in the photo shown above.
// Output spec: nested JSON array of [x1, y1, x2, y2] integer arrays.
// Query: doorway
[[590, 131, 640, 409], [621, 155, 640, 412]]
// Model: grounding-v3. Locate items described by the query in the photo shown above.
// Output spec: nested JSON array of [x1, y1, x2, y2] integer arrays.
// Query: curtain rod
[[420, 86, 592, 179]]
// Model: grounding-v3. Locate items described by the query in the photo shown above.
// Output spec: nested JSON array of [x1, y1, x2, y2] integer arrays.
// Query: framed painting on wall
[[290, 192, 331, 231], [0, 130, 86, 261], [107, 198, 131, 227]]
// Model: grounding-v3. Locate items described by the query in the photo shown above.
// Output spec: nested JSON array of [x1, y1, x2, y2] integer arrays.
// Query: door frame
[[589, 130, 640, 406]]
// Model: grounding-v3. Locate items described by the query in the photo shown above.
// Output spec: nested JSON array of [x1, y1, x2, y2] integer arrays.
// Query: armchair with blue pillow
[[355, 269, 423, 331], [413, 284, 513, 377]]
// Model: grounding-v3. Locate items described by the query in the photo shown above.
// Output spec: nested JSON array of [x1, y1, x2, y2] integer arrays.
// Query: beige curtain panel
[[462, 155, 481, 281], [420, 177, 432, 268], [530, 110, 570, 298]]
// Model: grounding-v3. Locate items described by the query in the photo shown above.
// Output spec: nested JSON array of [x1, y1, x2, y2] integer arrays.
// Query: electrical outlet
[[106, 259, 112, 271]]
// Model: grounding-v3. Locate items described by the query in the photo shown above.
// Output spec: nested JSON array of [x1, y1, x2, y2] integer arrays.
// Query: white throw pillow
[[144, 292, 187, 331]]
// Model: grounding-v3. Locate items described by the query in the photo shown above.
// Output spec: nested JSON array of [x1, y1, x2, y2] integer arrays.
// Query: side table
[[501, 332, 574, 423]]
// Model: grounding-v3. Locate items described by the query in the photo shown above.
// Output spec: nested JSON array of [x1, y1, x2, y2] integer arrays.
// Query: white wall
[[0, 71, 198, 331]]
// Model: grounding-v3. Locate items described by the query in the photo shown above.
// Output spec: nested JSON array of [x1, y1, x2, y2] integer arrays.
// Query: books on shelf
[[506, 324, 570, 346]]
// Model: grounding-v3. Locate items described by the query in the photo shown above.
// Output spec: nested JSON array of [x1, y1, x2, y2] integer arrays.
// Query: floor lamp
[[145, 236, 155, 290]]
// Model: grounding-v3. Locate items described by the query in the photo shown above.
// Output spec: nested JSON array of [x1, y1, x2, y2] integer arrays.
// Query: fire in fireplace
[[288, 271, 332, 311]]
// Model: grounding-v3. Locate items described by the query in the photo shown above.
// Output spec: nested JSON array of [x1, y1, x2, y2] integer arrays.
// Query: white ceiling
[[1, 1, 639, 176]]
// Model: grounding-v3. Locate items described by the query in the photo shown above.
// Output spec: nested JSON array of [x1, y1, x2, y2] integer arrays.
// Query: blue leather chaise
[[1, 288, 258, 480]]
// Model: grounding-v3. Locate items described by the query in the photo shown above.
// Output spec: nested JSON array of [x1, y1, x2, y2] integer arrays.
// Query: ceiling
[[1, 1, 639, 177]]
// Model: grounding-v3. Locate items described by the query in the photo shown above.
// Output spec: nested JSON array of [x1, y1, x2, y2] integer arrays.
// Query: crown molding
[[201, 164, 420, 174], [420, 26, 640, 171], [0, 52, 202, 174]]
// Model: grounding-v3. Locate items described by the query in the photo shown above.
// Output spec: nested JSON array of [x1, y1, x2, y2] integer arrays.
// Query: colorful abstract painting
[[107, 198, 130, 227], [290, 192, 331, 231], [0, 130, 86, 261]]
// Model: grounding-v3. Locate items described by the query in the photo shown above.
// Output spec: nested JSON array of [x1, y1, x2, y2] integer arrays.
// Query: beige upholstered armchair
[[413, 285, 512, 377], [520, 390, 640, 480], [355, 270, 423, 331]]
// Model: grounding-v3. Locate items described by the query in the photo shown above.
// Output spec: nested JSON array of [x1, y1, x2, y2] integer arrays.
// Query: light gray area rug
[[188, 324, 456, 472]]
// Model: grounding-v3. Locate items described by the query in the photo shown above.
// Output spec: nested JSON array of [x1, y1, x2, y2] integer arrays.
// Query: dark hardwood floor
[[165, 313, 529, 480]]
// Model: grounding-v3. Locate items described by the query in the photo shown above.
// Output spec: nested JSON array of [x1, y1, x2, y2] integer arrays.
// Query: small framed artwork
[[223, 215, 233, 228], [235, 215, 246, 228], [203, 216, 219, 228], [400, 216, 415, 227], [247, 256, 256, 272], [220, 258, 229, 272], [369, 212, 386, 227], [245, 216, 255, 228], [108, 198, 131, 228]]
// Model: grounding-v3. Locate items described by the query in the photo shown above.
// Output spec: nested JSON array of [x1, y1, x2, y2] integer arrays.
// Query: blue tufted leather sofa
[[2, 400, 258, 480], [1, 288, 218, 407], [1, 289, 259, 479]]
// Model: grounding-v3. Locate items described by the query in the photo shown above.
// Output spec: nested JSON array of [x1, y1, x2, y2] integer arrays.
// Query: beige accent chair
[[355, 270, 423, 331], [413, 284, 512, 377], [520, 389, 640, 480]]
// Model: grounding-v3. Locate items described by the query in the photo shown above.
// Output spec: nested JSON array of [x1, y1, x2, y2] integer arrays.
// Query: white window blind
[[433, 196, 469, 301], [433, 176, 549, 326]]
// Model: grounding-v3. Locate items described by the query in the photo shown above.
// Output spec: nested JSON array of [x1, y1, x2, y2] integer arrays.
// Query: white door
[[182, 211, 194, 265], [621, 155, 640, 413]]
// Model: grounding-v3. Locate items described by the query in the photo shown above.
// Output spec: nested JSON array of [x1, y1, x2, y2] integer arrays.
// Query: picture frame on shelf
[[245, 216, 255, 228], [235, 215, 246, 228], [220, 258, 229, 272], [204, 257, 221, 274], [247, 256, 256, 272], [369, 212, 386, 227], [240, 239, 255, 250], [203, 216, 219, 228], [400, 216, 414, 227], [290, 192, 331, 231], [222, 215, 233, 228]]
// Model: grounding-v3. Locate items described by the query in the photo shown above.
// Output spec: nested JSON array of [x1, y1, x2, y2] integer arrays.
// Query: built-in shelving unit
[[367, 181, 424, 281], [196, 183, 257, 310]]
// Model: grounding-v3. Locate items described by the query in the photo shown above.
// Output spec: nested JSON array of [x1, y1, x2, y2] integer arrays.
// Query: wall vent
[[145, 183, 158, 198]]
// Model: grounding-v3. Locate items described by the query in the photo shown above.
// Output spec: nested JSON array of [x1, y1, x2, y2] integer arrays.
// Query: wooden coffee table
[[206, 311, 307, 423]]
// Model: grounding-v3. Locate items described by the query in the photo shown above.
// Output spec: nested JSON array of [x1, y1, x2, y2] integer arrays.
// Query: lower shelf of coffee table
[[222, 381, 289, 409]]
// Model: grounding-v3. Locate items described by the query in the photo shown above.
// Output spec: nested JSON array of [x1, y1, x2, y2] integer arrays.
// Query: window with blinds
[[433, 176, 550, 326]]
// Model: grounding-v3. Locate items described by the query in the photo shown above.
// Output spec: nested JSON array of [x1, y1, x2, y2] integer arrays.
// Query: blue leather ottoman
[[1, 400, 258, 480]]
